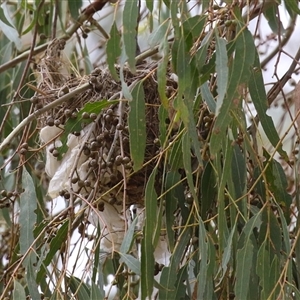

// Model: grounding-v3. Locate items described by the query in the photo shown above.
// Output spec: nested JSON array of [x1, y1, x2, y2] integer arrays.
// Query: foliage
[[0, 1, 300, 299]]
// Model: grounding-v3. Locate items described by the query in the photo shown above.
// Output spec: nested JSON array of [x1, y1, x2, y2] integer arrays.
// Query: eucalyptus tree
[[1, 1, 300, 299]]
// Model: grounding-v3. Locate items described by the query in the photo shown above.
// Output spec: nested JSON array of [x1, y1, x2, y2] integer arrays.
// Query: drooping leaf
[[58, 100, 117, 158], [157, 39, 170, 108], [264, 153, 292, 221], [128, 81, 146, 171], [26, 254, 40, 300], [211, 23, 255, 155], [69, 276, 90, 299], [159, 226, 191, 299], [106, 22, 121, 81], [165, 171, 182, 251], [122, 0, 139, 72], [0, 4, 22, 50], [37, 220, 69, 282], [68, 0, 82, 19], [13, 280, 26, 300], [263, 3, 284, 33], [284, 0, 300, 15], [19, 168, 37, 265], [200, 82, 216, 113], [249, 53, 288, 160], [215, 34, 228, 115], [119, 253, 141, 275], [201, 161, 217, 219], [119, 216, 138, 254], [0, 5, 14, 28], [235, 212, 262, 299], [148, 19, 170, 48], [141, 168, 157, 299], [90, 281, 104, 300]]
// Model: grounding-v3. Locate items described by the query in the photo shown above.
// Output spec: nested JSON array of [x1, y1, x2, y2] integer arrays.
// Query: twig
[[261, 13, 297, 69], [0, 13, 89, 74], [0, 83, 91, 153]]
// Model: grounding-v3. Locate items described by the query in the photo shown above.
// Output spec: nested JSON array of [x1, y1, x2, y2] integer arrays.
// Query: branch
[[0, 83, 91, 153], [0, 13, 90, 74]]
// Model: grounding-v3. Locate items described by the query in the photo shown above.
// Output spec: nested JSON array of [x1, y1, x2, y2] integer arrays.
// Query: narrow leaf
[[13, 280, 26, 300], [37, 220, 69, 282], [119, 216, 138, 254], [68, 0, 82, 19], [211, 24, 255, 155], [141, 168, 157, 299], [235, 239, 254, 299], [128, 81, 146, 171], [106, 22, 121, 81], [0, 6, 13, 28], [90, 281, 104, 300], [19, 168, 36, 264], [123, 0, 138, 72], [200, 82, 216, 113], [215, 34, 228, 115], [119, 253, 141, 275], [58, 100, 117, 158], [249, 53, 288, 160], [69, 276, 90, 299]]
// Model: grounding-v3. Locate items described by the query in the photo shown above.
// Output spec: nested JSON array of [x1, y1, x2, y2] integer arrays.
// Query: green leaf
[[123, 0, 138, 72], [119, 216, 138, 254], [148, 19, 170, 48], [159, 227, 191, 299], [0, 4, 22, 51], [13, 280, 26, 300], [106, 22, 121, 81], [218, 223, 236, 282], [141, 236, 154, 299], [201, 162, 216, 219], [174, 266, 189, 299], [119, 253, 141, 275], [169, 136, 183, 170], [37, 220, 69, 282], [200, 82, 216, 113], [215, 34, 228, 115], [0, 6, 14, 28], [69, 276, 90, 299], [248, 53, 288, 160], [236, 239, 254, 299], [263, 3, 284, 33], [211, 24, 255, 155], [128, 81, 146, 171], [26, 254, 40, 300], [176, 36, 191, 95], [19, 168, 37, 265], [257, 240, 271, 299], [235, 212, 262, 299], [197, 218, 209, 300], [58, 100, 116, 158], [182, 133, 197, 201], [68, 0, 82, 19], [157, 39, 169, 108], [231, 144, 246, 199], [158, 105, 168, 146], [182, 15, 207, 44], [165, 171, 182, 251], [141, 168, 157, 299], [264, 154, 292, 221], [90, 281, 104, 300], [284, 0, 300, 15]]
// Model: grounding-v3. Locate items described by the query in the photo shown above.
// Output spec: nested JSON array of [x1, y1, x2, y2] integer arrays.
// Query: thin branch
[[261, 13, 297, 69], [0, 13, 89, 74], [0, 83, 92, 153]]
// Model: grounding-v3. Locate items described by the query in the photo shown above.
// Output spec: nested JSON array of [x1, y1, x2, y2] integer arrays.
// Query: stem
[[0, 83, 91, 153]]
